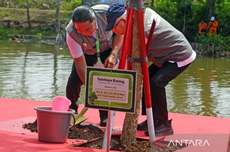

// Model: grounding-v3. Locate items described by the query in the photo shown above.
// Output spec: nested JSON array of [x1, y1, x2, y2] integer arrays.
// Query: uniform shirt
[[144, 8, 196, 67], [208, 20, 218, 35], [199, 22, 207, 34], [66, 28, 97, 58], [66, 4, 113, 58]]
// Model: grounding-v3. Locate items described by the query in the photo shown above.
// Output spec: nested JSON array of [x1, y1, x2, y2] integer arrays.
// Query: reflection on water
[[0, 41, 230, 118], [167, 57, 230, 117], [0, 41, 72, 102]]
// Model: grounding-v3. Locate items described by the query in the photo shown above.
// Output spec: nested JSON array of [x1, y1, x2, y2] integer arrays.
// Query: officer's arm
[[104, 34, 123, 68], [66, 33, 86, 85], [74, 55, 86, 85], [111, 34, 123, 58]]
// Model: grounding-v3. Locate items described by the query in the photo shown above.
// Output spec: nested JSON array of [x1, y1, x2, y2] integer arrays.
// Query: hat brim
[[105, 20, 116, 31]]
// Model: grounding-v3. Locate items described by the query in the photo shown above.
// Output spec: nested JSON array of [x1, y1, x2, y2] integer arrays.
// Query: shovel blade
[[71, 107, 88, 125], [74, 115, 88, 125]]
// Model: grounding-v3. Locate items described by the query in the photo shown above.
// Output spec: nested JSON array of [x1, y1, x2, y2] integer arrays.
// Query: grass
[[7, 28, 56, 36], [0, 7, 71, 23], [0, 7, 72, 37]]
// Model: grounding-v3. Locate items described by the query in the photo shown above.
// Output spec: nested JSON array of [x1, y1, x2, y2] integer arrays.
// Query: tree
[[55, 0, 60, 34], [151, 0, 154, 9], [55, 0, 63, 44], [26, 0, 31, 29], [120, 8, 144, 149], [205, 0, 216, 22]]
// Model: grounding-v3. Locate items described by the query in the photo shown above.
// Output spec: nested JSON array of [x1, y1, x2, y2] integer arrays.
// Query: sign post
[[85, 67, 137, 151]]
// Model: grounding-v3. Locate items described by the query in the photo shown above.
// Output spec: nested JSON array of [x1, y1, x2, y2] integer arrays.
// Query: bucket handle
[[70, 113, 76, 129]]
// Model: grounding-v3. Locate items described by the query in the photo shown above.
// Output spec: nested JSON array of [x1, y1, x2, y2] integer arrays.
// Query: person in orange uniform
[[199, 19, 207, 34], [208, 16, 218, 36]]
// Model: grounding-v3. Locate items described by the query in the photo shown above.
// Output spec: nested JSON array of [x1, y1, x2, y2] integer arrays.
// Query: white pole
[[146, 107, 155, 151], [102, 110, 116, 151]]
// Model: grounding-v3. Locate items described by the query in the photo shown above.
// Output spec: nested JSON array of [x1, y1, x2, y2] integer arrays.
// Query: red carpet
[[0, 98, 230, 152]]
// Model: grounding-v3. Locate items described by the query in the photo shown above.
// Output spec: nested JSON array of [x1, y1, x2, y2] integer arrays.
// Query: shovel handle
[[78, 107, 88, 116]]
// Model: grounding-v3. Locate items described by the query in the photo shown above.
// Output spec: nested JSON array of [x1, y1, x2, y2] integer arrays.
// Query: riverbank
[[9, 34, 230, 57], [0, 7, 71, 32], [9, 34, 66, 46], [1, 7, 230, 56], [190, 42, 230, 57], [0, 7, 69, 45]]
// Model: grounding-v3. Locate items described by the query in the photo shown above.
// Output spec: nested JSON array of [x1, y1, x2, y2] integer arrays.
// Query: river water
[[0, 41, 230, 118]]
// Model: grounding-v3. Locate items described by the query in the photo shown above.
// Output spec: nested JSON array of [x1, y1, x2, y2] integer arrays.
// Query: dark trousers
[[141, 62, 190, 121], [66, 49, 113, 121]]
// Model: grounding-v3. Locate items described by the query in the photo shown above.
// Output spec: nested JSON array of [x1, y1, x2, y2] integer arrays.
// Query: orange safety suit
[[199, 22, 207, 34], [208, 20, 218, 35]]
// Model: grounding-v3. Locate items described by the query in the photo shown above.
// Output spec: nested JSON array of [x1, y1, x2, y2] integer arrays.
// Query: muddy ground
[[22, 120, 186, 152]]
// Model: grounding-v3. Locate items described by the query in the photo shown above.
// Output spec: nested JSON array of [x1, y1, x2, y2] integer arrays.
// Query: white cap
[[211, 16, 215, 21]]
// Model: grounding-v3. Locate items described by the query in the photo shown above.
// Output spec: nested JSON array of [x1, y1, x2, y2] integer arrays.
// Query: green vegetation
[[0, 0, 229, 53], [7, 28, 55, 36], [144, 0, 230, 53], [0, 25, 8, 39], [195, 34, 230, 54], [60, 0, 82, 10], [0, 12, 9, 17]]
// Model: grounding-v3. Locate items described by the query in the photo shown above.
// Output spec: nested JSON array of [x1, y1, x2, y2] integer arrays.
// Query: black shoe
[[145, 119, 174, 136], [99, 118, 107, 127], [137, 120, 148, 130], [137, 119, 159, 130]]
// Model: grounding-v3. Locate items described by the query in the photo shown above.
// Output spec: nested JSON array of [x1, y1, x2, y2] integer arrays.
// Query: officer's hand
[[104, 53, 117, 68]]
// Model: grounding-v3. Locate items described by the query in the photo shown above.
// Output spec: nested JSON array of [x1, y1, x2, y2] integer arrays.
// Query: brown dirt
[[22, 120, 187, 152], [76, 135, 186, 152], [22, 120, 104, 141], [68, 124, 104, 140]]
